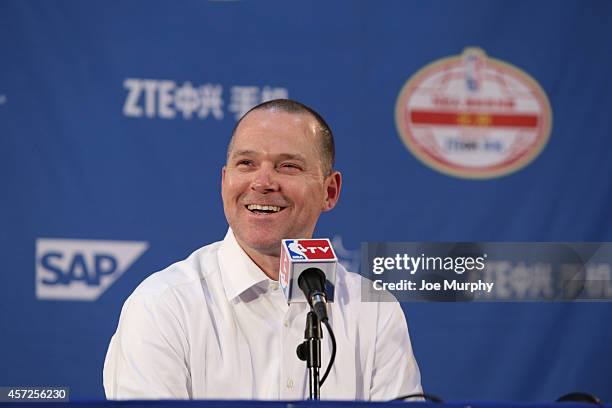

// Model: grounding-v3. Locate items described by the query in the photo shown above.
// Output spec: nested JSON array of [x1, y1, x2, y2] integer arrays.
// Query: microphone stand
[[296, 311, 322, 400]]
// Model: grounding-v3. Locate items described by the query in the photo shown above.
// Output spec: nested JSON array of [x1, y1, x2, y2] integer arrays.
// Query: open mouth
[[245, 204, 286, 215]]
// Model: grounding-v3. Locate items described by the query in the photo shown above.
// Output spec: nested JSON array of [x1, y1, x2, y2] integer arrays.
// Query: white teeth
[[247, 204, 281, 213]]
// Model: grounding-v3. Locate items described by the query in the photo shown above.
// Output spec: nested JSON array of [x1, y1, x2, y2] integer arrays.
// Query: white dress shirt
[[103, 229, 422, 400]]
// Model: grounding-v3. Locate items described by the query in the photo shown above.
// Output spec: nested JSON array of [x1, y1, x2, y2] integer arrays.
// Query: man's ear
[[322, 170, 342, 212], [221, 166, 226, 193]]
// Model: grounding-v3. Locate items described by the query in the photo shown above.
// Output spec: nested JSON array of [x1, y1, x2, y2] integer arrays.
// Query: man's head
[[221, 99, 342, 258], [227, 99, 335, 176]]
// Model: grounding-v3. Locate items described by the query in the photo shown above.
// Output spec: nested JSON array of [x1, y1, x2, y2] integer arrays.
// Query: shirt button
[[286, 378, 294, 389], [270, 281, 279, 290], [283, 320, 289, 327]]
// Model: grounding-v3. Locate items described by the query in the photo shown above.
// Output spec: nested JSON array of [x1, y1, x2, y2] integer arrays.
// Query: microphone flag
[[279, 239, 337, 304]]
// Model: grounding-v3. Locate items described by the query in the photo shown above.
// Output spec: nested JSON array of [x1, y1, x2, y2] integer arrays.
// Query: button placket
[[288, 303, 311, 399], [279, 306, 293, 398]]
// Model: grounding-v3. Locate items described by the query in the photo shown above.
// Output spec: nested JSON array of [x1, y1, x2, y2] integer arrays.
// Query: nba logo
[[286, 239, 307, 260], [280, 243, 290, 289]]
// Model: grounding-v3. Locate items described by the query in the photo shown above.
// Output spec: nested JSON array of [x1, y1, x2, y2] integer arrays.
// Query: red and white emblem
[[395, 48, 552, 179]]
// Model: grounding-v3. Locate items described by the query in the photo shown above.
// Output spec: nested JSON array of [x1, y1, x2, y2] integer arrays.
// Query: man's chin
[[234, 232, 283, 257]]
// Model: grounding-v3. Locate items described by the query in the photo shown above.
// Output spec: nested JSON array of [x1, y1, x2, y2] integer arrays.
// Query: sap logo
[[36, 238, 148, 301]]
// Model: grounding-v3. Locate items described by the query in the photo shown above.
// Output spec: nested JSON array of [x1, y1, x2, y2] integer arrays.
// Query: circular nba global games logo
[[395, 48, 552, 179]]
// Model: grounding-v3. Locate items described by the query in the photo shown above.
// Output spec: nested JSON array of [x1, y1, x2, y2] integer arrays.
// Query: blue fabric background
[[1, 0, 610, 401]]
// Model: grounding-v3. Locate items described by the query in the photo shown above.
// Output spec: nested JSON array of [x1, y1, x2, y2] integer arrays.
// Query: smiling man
[[222, 103, 341, 280], [103, 99, 422, 401]]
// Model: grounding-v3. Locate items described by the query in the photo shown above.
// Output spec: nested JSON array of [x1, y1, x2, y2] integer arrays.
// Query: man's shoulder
[[336, 264, 364, 292], [335, 264, 405, 316], [131, 240, 223, 298]]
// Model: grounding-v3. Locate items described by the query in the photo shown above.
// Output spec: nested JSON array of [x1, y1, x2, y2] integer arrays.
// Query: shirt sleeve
[[103, 289, 191, 400], [369, 301, 422, 401]]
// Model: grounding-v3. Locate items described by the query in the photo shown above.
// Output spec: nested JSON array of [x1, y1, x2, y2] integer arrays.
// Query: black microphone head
[[298, 268, 329, 321], [298, 268, 326, 297]]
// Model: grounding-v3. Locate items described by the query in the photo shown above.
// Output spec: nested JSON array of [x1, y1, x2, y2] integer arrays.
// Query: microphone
[[279, 238, 337, 317], [281, 239, 339, 398], [298, 268, 329, 322]]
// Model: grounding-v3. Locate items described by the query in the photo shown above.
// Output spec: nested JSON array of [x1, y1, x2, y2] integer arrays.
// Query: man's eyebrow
[[277, 153, 306, 162], [230, 150, 307, 163], [231, 149, 257, 158]]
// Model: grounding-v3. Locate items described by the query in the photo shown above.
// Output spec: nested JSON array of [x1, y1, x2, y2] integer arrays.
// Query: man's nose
[[250, 165, 280, 193]]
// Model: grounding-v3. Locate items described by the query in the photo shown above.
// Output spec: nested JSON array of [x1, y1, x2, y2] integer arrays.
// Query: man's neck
[[247, 251, 280, 281], [234, 238, 280, 280]]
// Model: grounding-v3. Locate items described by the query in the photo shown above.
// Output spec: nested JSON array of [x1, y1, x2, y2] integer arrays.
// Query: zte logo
[[123, 78, 224, 120], [35, 238, 148, 301], [122, 78, 288, 120]]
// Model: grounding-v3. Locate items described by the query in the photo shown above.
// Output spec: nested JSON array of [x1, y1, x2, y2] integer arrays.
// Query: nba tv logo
[[35, 238, 148, 301]]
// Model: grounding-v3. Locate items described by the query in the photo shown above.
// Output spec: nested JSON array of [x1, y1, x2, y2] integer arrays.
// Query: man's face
[[221, 109, 341, 257]]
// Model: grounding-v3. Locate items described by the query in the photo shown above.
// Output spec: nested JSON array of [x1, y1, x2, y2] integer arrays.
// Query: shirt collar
[[218, 228, 272, 301]]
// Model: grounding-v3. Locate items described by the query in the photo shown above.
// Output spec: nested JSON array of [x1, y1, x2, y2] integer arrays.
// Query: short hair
[[227, 99, 335, 176]]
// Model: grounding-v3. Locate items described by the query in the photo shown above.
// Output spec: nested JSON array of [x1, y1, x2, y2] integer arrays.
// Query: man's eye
[[237, 160, 253, 166], [280, 163, 302, 171]]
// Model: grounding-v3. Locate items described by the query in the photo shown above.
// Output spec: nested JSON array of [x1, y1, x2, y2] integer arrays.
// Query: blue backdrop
[[1, 0, 611, 401]]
